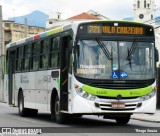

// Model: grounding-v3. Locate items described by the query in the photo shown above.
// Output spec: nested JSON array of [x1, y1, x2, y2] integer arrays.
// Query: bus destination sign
[[78, 22, 154, 36], [88, 25, 144, 35]]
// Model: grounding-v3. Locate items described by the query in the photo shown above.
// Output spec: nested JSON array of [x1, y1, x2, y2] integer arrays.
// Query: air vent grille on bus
[[95, 102, 138, 111]]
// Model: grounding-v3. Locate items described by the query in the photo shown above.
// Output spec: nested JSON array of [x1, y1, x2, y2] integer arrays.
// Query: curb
[[131, 115, 160, 123], [131, 117, 160, 123]]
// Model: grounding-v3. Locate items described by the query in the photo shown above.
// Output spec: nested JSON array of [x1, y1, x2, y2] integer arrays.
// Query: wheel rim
[[55, 100, 60, 119]]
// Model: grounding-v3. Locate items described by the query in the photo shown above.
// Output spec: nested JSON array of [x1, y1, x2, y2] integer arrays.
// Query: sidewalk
[[131, 109, 160, 123]]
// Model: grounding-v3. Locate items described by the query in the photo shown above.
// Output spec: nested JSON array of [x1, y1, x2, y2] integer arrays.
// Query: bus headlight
[[90, 95, 96, 101], [75, 85, 96, 101], [82, 92, 89, 98], [139, 90, 156, 101], [77, 88, 83, 94]]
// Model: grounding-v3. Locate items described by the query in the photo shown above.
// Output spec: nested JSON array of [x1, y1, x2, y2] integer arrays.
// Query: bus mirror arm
[[69, 40, 73, 53], [155, 48, 159, 62], [72, 42, 80, 56], [76, 45, 80, 57]]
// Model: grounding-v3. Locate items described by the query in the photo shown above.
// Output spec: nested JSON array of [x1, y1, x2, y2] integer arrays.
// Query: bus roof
[[6, 25, 70, 49], [6, 20, 94, 49], [6, 20, 152, 49]]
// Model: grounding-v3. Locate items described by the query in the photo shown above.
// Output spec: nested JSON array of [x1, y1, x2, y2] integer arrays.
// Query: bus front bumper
[[71, 94, 156, 114]]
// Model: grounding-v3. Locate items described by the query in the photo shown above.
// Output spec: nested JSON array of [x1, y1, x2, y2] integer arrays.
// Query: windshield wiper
[[126, 38, 138, 60], [96, 37, 112, 60], [126, 38, 138, 70]]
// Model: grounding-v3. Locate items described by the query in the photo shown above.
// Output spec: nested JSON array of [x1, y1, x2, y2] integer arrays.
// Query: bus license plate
[[112, 102, 125, 109]]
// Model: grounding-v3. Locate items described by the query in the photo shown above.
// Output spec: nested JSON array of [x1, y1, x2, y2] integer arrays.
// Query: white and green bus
[[5, 20, 159, 124]]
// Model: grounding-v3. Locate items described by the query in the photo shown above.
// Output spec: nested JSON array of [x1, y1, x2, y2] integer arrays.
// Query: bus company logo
[[20, 75, 29, 84], [1, 128, 42, 135], [2, 128, 11, 135], [117, 95, 122, 100]]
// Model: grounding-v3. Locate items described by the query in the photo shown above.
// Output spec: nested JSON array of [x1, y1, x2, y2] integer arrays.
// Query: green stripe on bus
[[47, 27, 63, 36], [56, 78, 60, 90], [82, 85, 152, 97]]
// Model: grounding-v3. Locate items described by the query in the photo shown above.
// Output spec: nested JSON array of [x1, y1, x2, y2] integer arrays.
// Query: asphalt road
[[0, 102, 160, 136]]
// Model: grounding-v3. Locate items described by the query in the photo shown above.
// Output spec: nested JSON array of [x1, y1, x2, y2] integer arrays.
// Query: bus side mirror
[[155, 48, 159, 62]]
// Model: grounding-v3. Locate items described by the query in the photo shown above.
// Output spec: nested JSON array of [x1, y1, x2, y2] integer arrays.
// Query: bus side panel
[[35, 71, 48, 111], [47, 69, 60, 111], [14, 73, 25, 106], [24, 72, 36, 109]]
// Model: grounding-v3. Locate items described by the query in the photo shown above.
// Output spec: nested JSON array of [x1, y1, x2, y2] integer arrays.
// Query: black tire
[[73, 114, 83, 118], [18, 91, 28, 117], [115, 116, 130, 125], [27, 109, 38, 117], [18, 91, 38, 117], [51, 95, 68, 124]]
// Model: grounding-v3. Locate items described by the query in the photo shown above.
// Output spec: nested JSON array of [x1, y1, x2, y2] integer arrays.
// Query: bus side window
[[16, 46, 23, 71], [40, 39, 49, 69], [49, 36, 60, 68], [31, 42, 40, 70], [23, 44, 31, 71]]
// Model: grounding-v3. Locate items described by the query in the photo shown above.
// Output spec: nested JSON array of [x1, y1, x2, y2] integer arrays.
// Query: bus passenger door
[[8, 50, 16, 105], [60, 35, 72, 111]]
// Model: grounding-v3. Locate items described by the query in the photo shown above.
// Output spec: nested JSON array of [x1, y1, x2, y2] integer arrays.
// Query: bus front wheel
[[52, 95, 67, 124]]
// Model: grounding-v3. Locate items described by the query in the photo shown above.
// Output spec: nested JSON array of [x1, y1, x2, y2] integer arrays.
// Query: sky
[[0, 0, 160, 20]]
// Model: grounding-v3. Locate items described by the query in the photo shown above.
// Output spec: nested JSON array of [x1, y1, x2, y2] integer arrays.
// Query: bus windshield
[[75, 39, 155, 80]]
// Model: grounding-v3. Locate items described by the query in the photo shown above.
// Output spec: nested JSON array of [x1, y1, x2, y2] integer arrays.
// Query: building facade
[[133, 0, 160, 66], [3, 20, 45, 54], [133, 0, 160, 37], [46, 10, 109, 30], [134, 0, 156, 25], [46, 12, 62, 29], [0, 21, 45, 102]]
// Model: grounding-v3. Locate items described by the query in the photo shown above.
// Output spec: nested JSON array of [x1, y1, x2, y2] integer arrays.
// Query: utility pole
[[25, 18, 28, 38], [0, 5, 3, 102]]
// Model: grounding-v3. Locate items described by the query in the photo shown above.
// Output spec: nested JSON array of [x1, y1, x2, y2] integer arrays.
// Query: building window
[[144, 0, 146, 8], [137, 0, 140, 8], [49, 21, 53, 24], [58, 15, 60, 19], [5, 23, 10, 27]]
